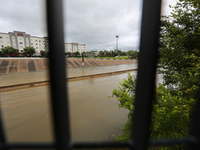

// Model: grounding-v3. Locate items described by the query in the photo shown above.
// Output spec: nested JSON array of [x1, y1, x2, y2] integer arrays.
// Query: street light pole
[[116, 35, 119, 51]]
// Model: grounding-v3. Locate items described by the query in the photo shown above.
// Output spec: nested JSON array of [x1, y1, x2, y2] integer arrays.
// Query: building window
[[35, 40, 37, 42], [39, 44, 41, 46], [7, 41, 9, 44], [19, 42, 23, 44], [0, 36, 2, 39], [40, 47, 41, 49], [36, 47, 38, 49], [36, 43, 38, 45], [31, 43, 33, 45], [1, 41, 3, 43], [26, 39, 28, 41], [14, 46, 16, 48], [43, 41, 44, 42], [13, 37, 15, 40], [13, 42, 15, 44], [7, 37, 9, 39], [19, 38, 22, 41], [20, 46, 23, 49], [20, 50, 23, 53], [31, 39, 33, 41], [1, 45, 3, 48], [26, 43, 28, 45], [39, 40, 41, 42]]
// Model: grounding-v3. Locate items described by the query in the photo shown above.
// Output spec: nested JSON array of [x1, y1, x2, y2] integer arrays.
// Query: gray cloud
[[63, 0, 143, 51], [0, 0, 176, 52]]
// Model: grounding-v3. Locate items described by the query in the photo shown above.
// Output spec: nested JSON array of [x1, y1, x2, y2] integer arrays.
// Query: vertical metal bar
[[0, 109, 7, 150], [132, 0, 162, 150], [46, 0, 70, 150], [187, 89, 200, 149]]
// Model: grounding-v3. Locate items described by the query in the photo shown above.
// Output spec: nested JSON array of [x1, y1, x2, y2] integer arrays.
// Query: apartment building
[[64, 43, 86, 53], [0, 31, 86, 55]]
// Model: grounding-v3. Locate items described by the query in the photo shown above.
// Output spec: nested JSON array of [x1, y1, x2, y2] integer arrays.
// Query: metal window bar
[[0, 0, 199, 149]]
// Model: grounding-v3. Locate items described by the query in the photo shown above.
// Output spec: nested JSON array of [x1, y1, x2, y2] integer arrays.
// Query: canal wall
[[0, 58, 137, 74]]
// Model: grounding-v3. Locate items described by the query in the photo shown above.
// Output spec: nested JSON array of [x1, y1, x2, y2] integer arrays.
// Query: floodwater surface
[[0, 72, 139, 143]]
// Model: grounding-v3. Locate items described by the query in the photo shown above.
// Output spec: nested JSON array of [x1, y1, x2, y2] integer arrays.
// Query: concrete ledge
[[0, 69, 137, 92]]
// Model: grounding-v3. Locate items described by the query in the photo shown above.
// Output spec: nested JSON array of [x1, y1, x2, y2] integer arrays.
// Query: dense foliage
[[74, 51, 80, 56], [40, 50, 45, 57], [159, 0, 200, 97], [126, 50, 139, 59], [109, 73, 196, 149], [23, 46, 36, 56], [98, 50, 127, 57], [1, 46, 18, 56]]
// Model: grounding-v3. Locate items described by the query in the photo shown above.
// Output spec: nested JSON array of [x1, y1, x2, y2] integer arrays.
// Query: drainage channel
[[0, 69, 137, 92]]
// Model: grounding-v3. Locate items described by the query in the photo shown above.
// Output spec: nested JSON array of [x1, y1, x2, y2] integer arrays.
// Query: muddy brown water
[[0, 72, 140, 143], [0, 70, 163, 143]]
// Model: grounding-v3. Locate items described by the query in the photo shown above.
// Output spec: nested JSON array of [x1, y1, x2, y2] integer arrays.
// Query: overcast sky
[[0, 0, 176, 51]]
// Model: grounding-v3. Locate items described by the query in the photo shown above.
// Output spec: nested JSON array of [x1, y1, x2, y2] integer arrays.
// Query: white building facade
[[64, 43, 86, 53], [0, 31, 86, 55]]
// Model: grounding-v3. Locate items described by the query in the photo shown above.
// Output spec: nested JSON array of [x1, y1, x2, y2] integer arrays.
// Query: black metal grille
[[0, 0, 199, 149]]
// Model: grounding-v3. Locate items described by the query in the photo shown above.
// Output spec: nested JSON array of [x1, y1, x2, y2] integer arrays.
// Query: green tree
[[127, 50, 139, 59], [1, 46, 18, 56], [81, 51, 86, 57], [110, 50, 115, 57], [122, 51, 127, 56], [99, 51, 104, 56], [109, 73, 195, 149], [23, 46, 36, 57], [68, 51, 71, 55], [75, 51, 80, 56], [40, 50, 45, 57], [159, 0, 200, 97]]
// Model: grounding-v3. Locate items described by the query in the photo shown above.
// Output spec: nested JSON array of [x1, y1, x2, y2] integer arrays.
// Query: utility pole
[[82, 53, 84, 68], [116, 35, 119, 51]]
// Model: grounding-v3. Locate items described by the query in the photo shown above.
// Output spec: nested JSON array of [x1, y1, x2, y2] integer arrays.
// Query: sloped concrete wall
[[0, 58, 136, 74]]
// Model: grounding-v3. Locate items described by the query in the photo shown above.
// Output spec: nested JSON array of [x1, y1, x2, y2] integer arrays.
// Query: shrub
[[109, 73, 196, 149]]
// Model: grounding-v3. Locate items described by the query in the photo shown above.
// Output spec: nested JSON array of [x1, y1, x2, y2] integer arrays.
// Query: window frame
[[0, 0, 199, 150]]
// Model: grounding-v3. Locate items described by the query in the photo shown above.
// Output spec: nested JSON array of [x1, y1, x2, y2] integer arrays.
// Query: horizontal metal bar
[[0, 142, 132, 149], [0, 137, 196, 149], [71, 141, 134, 149], [150, 137, 197, 146], [0, 143, 55, 149]]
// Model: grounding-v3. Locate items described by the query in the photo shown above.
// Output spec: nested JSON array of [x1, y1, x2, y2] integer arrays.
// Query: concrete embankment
[[0, 58, 137, 74], [0, 68, 137, 92]]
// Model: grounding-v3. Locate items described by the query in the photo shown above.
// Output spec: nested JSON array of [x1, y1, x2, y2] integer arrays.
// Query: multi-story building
[[0, 31, 86, 55], [64, 43, 86, 53], [0, 31, 48, 54]]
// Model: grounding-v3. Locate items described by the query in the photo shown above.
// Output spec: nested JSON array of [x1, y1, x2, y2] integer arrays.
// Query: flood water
[[0, 64, 163, 143], [0, 72, 139, 143]]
